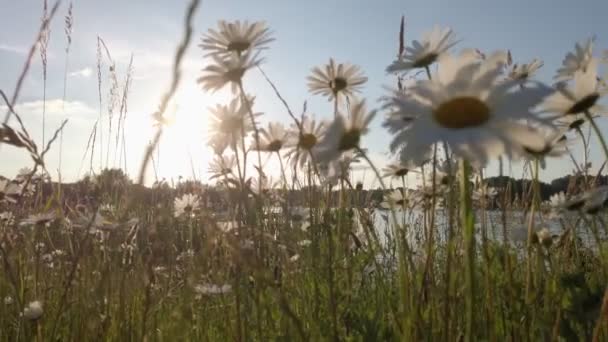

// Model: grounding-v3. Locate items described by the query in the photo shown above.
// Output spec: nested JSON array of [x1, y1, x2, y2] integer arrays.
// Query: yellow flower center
[[227, 41, 251, 53], [568, 118, 586, 130], [266, 140, 283, 152], [433, 97, 491, 129], [567, 93, 599, 115], [330, 77, 348, 93], [220, 116, 242, 133], [394, 168, 409, 177], [298, 133, 317, 150], [338, 130, 361, 151], [413, 53, 438, 68], [225, 68, 246, 83], [523, 144, 551, 157]]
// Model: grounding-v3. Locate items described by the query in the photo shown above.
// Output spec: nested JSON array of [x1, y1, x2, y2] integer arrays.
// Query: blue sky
[[1, 0, 607, 186]]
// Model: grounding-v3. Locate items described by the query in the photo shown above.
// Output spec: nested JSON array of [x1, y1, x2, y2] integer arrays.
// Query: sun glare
[[150, 84, 233, 182]]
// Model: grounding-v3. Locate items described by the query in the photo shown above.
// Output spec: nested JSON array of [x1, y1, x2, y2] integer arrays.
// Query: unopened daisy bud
[[536, 228, 553, 248], [23, 301, 43, 321]]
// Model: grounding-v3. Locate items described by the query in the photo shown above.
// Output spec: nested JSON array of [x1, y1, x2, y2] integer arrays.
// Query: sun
[[150, 84, 232, 182]]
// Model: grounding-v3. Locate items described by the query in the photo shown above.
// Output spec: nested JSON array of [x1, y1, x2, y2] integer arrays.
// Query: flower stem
[[585, 111, 608, 165], [237, 81, 264, 183], [459, 159, 475, 342], [425, 66, 432, 80]]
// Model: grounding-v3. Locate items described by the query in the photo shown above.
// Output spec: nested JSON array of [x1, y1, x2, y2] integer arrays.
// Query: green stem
[[459, 159, 475, 342], [237, 81, 264, 183], [424, 66, 432, 80], [357, 147, 413, 335], [585, 111, 608, 164]]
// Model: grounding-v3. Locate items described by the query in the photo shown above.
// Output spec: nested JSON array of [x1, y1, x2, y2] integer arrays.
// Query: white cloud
[[1, 99, 97, 119], [0, 43, 27, 55], [95, 39, 199, 81], [69, 67, 93, 78]]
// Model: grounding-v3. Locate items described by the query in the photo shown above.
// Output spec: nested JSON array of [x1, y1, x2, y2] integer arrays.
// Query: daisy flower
[[200, 20, 273, 56], [318, 151, 361, 186], [314, 99, 375, 164], [0, 212, 14, 225], [288, 207, 311, 228], [284, 116, 326, 167], [555, 38, 594, 80], [542, 58, 604, 117], [198, 51, 263, 93], [382, 162, 418, 179], [384, 50, 551, 168], [307, 58, 367, 103], [549, 191, 567, 208], [209, 137, 229, 156], [194, 283, 232, 296], [20, 212, 56, 227], [0, 179, 21, 203], [547, 191, 567, 218], [14, 168, 44, 184], [249, 174, 280, 197], [507, 58, 543, 83], [472, 184, 498, 203], [208, 155, 236, 180], [564, 186, 608, 214], [380, 189, 412, 209], [386, 26, 458, 73], [255, 122, 287, 152], [174, 194, 200, 218], [554, 113, 590, 132], [217, 220, 238, 233], [209, 96, 260, 148], [582, 186, 608, 215], [15, 168, 33, 182], [298, 239, 312, 247], [521, 129, 568, 169], [23, 301, 43, 321]]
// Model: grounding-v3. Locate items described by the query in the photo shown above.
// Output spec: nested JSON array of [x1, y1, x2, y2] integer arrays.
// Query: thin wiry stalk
[[585, 111, 608, 163], [3, 0, 61, 126], [237, 81, 264, 187], [96, 37, 104, 171], [115, 55, 133, 168], [98, 38, 118, 169], [137, 0, 201, 185], [59, 1, 74, 179], [40, 0, 51, 153], [256, 65, 301, 131]]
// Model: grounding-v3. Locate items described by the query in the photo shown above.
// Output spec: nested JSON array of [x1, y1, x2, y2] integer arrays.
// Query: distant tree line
[[6, 169, 605, 211]]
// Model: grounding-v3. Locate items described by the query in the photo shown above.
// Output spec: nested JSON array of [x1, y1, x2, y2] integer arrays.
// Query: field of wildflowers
[[2, 0, 608, 340]]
